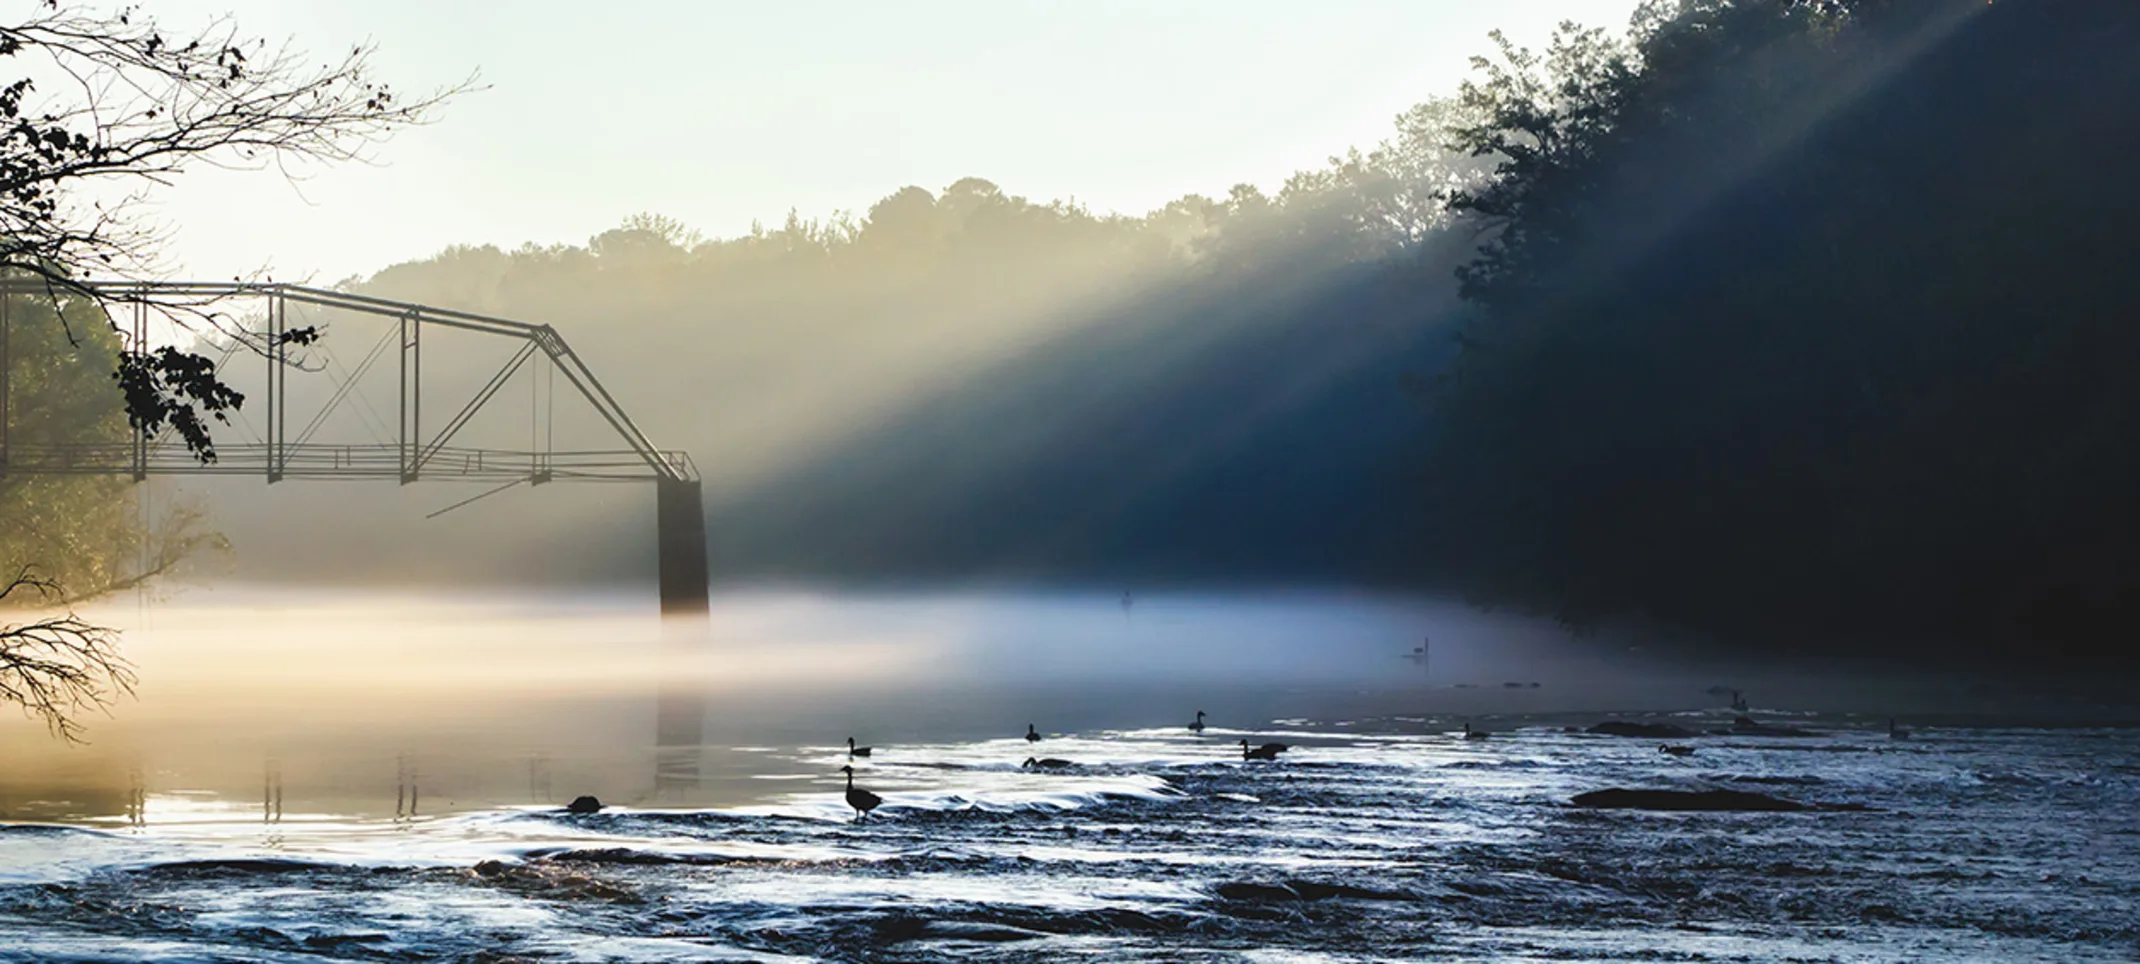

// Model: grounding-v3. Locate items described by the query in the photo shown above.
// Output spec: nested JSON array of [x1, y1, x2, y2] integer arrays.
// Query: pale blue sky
[[129, 1, 1642, 283]]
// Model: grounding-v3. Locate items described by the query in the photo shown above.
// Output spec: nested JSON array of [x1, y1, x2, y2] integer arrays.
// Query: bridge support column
[[654, 478, 709, 790]]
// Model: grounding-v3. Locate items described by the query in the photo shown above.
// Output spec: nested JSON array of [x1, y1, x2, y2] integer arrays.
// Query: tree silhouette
[[0, 566, 134, 743], [1427, 0, 2140, 667], [1, 2, 467, 462], [0, 4, 463, 736]]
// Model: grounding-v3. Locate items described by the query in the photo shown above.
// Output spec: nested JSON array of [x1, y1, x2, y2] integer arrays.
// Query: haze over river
[[2, 590, 2135, 961]]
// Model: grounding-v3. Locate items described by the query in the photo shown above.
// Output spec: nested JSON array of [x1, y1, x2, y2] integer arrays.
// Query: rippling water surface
[[6, 713, 2139, 962], [4, 591, 2138, 960]]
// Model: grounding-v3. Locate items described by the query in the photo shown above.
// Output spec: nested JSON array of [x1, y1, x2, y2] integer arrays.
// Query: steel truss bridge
[[0, 280, 694, 486], [0, 279, 709, 784]]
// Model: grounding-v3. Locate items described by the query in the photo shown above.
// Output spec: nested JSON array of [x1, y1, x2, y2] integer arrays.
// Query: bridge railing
[[0, 441, 696, 482]]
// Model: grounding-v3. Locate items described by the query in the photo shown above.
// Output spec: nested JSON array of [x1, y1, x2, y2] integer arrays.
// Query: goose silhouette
[[1240, 739, 1289, 761], [1188, 710, 1207, 734], [847, 737, 872, 758], [1025, 724, 1042, 743], [840, 765, 882, 822]]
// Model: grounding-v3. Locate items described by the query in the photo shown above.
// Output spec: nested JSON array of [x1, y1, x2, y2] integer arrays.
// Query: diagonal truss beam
[[416, 339, 539, 476]]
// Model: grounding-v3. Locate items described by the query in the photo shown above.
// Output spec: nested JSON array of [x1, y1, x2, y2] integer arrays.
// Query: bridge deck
[[0, 442, 689, 482]]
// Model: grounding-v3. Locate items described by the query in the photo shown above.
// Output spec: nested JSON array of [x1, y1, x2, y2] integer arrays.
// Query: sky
[[115, 0, 1644, 284]]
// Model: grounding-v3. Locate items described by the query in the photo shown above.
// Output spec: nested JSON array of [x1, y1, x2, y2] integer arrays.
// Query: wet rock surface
[[1587, 721, 1700, 739], [1572, 787, 1810, 811]]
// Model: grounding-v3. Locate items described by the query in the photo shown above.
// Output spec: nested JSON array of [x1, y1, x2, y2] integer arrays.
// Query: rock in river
[[1571, 787, 1879, 812], [1572, 788, 1808, 811], [1586, 721, 1699, 739]]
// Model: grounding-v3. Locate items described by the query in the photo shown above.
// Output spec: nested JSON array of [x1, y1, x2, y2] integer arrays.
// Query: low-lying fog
[[0, 588, 2108, 821]]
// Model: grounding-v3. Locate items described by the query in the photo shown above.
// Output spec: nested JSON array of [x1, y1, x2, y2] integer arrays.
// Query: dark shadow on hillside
[[694, 235, 1473, 590]]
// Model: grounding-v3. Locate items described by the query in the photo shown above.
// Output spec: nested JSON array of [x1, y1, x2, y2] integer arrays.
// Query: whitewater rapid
[[3, 712, 2138, 961]]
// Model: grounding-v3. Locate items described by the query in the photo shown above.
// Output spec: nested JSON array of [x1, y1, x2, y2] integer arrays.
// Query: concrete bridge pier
[[654, 478, 709, 790]]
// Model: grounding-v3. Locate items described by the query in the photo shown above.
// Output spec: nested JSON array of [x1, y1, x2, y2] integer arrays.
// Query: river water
[[2, 592, 2137, 961]]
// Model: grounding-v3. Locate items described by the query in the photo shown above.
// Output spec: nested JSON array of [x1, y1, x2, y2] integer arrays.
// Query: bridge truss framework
[[0, 280, 695, 485], [0, 279, 710, 781]]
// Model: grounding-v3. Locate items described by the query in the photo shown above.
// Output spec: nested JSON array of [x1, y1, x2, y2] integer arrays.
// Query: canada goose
[[1240, 739, 1289, 761], [1025, 724, 1041, 743], [1463, 723, 1491, 740], [1022, 757, 1076, 770], [840, 765, 882, 822], [847, 737, 872, 758], [1888, 718, 1911, 740], [1189, 710, 1207, 734], [1659, 744, 1696, 757], [1730, 690, 1749, 713]]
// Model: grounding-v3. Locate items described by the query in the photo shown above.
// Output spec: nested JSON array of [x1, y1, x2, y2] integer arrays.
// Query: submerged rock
[[1586, 721, 1699, 739], [1216, 880, 1416, 902], [564, 795, 604, 815], [1572, 788, 1808, 811], [1716, 716, 1820, 737], [1570, 787, 1875, 812]]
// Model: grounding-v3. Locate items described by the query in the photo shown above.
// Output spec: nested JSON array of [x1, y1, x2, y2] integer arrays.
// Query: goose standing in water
[[840, 765, 882, 822], [846, 737, 872, 759], [1463, 723, 1491, 740], [1240, 738, 1290, 761], [1888, 718, 1912, 740], [1022, 757, 1076, 770], [1025, 724, 1042, 743], [1188, 710, 1207, 734]]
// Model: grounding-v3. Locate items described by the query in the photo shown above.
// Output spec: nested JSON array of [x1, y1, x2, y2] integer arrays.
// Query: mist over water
[[10, 587, 2122, 824], [5, 588, 1600, 817], [6, 591, 2139, 961]]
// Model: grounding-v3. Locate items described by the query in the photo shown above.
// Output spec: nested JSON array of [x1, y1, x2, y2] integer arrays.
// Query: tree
[[0, 566, 133, 742], [2, 283, 224, 597], [0, 3, 463, 737], [1424, 0, 2140, 667], [1, 1, 467, 461]]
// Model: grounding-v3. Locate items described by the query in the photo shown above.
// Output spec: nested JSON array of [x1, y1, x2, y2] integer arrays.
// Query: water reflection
[[1, 587, 1671, 821], [654, 610, 710, 794]]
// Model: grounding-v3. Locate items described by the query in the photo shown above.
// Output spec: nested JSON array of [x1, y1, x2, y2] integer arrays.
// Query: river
[[1, 590, 2135, 961]]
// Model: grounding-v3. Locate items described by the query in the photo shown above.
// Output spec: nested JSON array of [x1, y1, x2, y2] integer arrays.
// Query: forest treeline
[[1425, 0, 2140, 667], [0, 285, 217, 602], [192, 95, 1491, 590], [24, 0, 2140, 668]]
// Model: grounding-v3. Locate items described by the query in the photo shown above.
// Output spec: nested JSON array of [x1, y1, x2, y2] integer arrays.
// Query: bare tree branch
[[0, 2, 474, 461], [0, 564, 134, 742]]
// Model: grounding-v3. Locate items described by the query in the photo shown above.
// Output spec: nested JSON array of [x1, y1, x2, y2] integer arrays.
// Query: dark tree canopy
[[1426, 0, 2140, 668]]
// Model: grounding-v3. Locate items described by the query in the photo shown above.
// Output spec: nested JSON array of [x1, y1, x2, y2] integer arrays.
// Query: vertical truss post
[[399, 311, 421, 484], [276, 293, 288, 481], [132, 300, 147, 483], [267, 292, 283, 483], [533, 351, 553, 484]]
